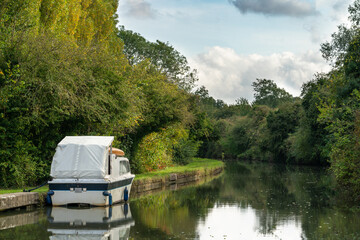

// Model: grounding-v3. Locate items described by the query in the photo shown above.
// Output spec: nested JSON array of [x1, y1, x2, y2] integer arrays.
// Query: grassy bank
[[134, 158, 224, 181], [0, 158, 224, 195]]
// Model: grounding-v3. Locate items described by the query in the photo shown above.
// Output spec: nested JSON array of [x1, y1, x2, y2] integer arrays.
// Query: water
[[1, 161, 360, 240]]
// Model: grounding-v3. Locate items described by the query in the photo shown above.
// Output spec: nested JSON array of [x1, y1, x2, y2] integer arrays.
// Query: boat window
[[119, 160, 130, 175]]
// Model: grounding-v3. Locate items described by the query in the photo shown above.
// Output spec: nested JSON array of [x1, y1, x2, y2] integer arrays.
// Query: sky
[[117, 0, 354, 103]]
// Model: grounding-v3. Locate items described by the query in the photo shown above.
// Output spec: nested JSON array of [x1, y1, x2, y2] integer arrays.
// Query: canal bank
[[131, 165, 223, 198], [0, 158, 224, 210]]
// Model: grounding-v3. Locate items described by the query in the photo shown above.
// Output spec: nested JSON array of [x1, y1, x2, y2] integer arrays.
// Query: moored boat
[[47, 136, 135, 206]]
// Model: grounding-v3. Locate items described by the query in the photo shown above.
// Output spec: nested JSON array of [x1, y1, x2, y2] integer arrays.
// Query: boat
[[47, 136, 135, 206]]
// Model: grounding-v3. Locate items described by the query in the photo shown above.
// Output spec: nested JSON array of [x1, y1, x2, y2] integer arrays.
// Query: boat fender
[[124, 187, 129, 202], [103, 191, 112, 206], [46, 190, 54, 205]]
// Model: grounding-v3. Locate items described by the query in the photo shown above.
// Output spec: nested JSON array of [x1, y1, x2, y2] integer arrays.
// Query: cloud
[[333, 0, 348, 10], [315, 0, 352, 22], [229, 0, 319, 17], [303, 0, 352, 44], [190, 47, 330, 104], [122, 0, 157, 19]]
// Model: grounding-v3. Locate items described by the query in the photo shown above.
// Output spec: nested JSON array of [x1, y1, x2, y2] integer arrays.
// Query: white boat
[[47, 136, 135, 206]]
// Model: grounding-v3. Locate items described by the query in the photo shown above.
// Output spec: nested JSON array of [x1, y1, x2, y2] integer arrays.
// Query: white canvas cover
[[50, 136, 114, 179]]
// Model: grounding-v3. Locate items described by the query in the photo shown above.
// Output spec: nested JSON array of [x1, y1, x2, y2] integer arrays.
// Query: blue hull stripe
[[49, 177, 134, 191]]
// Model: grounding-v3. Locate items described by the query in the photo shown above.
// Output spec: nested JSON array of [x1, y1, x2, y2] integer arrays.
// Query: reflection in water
[[129, 162, 360, 240], [47, 204, 134, 240], [1, 162, 360, 240], [0, 208, 50, 239], [197, 205, 303, 240], [0, 210, 41, 231]]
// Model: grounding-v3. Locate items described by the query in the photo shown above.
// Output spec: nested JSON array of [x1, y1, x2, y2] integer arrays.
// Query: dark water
[[1, 161, 360, 240]]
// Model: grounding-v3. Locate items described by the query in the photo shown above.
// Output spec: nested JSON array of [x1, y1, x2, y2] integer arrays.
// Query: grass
[[134, 158, 224, 181], [0, 158, 224, 194], [0, 185, 49, 195]]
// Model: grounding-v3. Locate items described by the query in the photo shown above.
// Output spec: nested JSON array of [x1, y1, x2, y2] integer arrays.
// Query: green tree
[[287, 75, 330, 165], [118, 27, 197, 92], [265, 101, 302, 162], [0, 0, 201, 186], [252, 78, 293, 108], [315, 0, 360, 201], [221, 119, 250, 158]]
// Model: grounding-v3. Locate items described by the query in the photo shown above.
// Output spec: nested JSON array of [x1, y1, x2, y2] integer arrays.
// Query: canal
[[1, 161, 359, 239]]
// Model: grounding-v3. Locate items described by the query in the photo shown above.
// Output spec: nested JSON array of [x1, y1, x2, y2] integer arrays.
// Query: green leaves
[[252, 78, 294, 108], [312, 0, 360, 201], [0, 0, 207, 187], [118, 27, 198, 92]]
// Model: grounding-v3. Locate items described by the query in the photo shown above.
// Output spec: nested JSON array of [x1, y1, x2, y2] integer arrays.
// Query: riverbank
[[131, 158, 224, 198], [0, 158, 224, 210]]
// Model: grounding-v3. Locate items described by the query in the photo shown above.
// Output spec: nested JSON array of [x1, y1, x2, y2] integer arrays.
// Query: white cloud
[[316, 0, 352, 21], [122, 0, 157, 19], [305, 0, 353, 44], [190, 46, 331, 104]]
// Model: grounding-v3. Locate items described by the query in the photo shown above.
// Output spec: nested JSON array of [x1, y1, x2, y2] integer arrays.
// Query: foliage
[[221, 117, 251, 158], [287, 75, 330, 165], [318, 87, 360, 201], [212, 83, 301, 162], [133, 124, 189, 173], [265, 101, 302, 162], [311, 0, 360, 201], [0, 0, 206, 187], [252, 78, 294, 108], [118, 26, 198, 92], [173, 138, 200, 165]]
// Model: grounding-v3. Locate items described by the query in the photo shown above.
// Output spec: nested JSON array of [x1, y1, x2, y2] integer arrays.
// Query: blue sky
[[117, 0, 353, 103]]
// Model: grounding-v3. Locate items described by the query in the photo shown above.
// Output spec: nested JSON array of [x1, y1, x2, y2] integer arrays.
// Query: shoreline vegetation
[[1, 1, 360, 204], [0, 158, 224, 195]]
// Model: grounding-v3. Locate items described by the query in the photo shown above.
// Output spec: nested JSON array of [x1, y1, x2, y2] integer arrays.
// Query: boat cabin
[[48, 136, 135, 206]]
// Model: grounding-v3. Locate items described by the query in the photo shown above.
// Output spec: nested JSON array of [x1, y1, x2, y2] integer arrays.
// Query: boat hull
[[48, 177, 134, 206]]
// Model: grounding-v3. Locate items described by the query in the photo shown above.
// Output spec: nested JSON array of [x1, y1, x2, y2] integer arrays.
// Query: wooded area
[[0, 0, 359, 203]]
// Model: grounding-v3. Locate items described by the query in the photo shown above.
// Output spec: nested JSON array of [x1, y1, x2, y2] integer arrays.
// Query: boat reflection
[[47, 203, 134, 240]]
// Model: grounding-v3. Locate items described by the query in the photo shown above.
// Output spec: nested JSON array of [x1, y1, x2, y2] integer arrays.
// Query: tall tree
[[118, 27, 198, 92], [316, 0, 360, 201], [252, 79, 293, 108]]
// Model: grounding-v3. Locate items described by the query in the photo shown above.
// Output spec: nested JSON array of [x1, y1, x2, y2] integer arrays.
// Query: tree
[[287, 75, 330, 165], [118, 26, 198, 91], [222, 119, 250, 158], [235, 97, 252, 116], [265, 101, 302, 162], [315, 0, 360, 201], [252, 79, 293, 108], [0, 0, 200, 185]]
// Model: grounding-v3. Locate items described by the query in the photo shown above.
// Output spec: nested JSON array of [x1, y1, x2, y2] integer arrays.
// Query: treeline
[[0, 0, 207, 187], [196, 79, 323, 164], [196, 1, 360, 202]]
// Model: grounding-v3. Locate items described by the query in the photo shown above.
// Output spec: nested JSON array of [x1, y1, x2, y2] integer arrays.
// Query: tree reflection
[[129, 161, 360, 239], [130, 180, 220, 238]]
